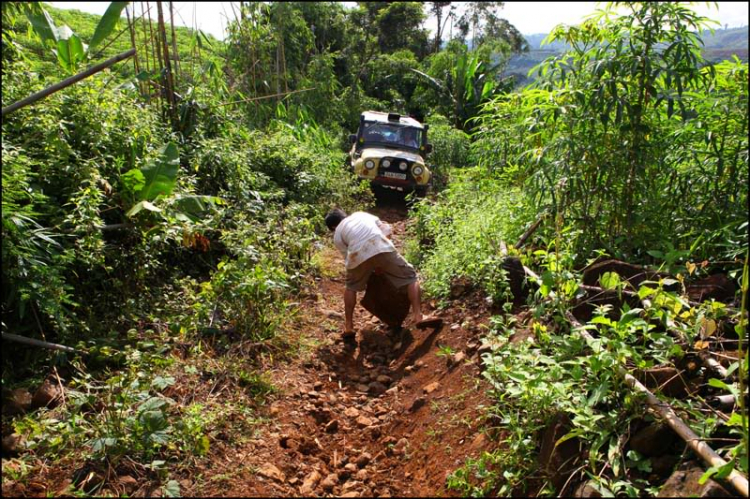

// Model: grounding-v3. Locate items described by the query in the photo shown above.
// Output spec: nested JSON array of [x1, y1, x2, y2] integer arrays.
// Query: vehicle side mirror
[[349, 134, 357, 144], [423, 143, 433, 154]]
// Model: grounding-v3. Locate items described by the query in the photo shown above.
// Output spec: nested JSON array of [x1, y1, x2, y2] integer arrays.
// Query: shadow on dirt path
[[190, 193, 497, 497]]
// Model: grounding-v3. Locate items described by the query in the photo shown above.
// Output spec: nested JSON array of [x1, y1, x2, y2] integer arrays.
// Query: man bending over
[[324, 208, 442, 339]]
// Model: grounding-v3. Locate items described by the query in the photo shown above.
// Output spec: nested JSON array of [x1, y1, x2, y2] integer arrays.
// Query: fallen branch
[[2, 48, 136, 116], [516, 213, 546, 248], [216, 87, 317, 107], [699, 350, 730, 380], [564, 311, 749, 497], [2, 332, 82, 354]]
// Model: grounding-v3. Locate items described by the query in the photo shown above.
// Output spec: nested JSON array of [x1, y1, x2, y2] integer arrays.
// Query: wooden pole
[[516, 213, 546, 248], [565, 311, 749, 498], [156, 1, 176, 128], [2, 332, 82, 354], [169, 1, 180, 76], [2, 49, 136, 117], [125, 6, 143, 95]]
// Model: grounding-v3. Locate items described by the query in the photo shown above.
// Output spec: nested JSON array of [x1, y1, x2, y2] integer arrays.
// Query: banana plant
[[121, 142, 224, 223], [23, 2, 129, 73], [411, 50, 503, 129]]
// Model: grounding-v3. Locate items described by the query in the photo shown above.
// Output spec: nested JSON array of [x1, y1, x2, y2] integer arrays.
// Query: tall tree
[[455, 2, 527, 53], [429, 1, 454, 53]]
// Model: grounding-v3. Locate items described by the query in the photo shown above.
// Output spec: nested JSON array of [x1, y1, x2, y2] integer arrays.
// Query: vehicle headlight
[[365, 160, 375, 170], [399, 161, 408, 171], [382, 159, 391, 168], [412, 165, 424, 176]]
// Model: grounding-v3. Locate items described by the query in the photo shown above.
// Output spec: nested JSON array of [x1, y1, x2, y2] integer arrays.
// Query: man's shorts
[[346, 251, 418, 292]]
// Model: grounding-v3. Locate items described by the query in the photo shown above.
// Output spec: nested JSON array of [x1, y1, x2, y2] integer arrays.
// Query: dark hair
[[325, 208, 347, 231]]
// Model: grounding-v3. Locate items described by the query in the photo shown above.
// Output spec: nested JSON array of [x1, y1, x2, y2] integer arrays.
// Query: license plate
[[383, 171, 406, 179]]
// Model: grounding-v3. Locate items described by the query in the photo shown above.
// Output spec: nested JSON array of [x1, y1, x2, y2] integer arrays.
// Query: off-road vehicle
[[348, 111, 433, 195]]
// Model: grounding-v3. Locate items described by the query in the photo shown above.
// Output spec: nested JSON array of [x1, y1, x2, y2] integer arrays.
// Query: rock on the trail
[[355, 469, 369, 482], [356, 415, 374, 428], [300, 470, 322, 496], [365, 425, 381, 440], [394, 438, 409, 456], [344, 407, 360, 418], [257, 463, 286, 482], [325, 419, 339, 433], [314, 381, 324, 391], [423, 382, 440, 394], [376, 374, 392, 384], [356, 452, 372, 468], [368, 382, 387, 395], [321, 473, 339, 492], [448, 351, 467, 367], [356, 384, 369, 392], [408, 396, 426, 413]]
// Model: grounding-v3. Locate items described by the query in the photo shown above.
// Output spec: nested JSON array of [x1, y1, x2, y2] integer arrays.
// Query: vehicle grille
[[377, 157, 412, 179]]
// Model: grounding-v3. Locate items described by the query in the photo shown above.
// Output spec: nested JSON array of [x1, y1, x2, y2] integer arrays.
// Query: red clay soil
[[0, 201, 498, 498], [185, 204, 497, 497]]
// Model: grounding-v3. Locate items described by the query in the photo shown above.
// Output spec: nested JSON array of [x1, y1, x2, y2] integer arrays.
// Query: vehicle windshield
[[360, 122, 422, 149]]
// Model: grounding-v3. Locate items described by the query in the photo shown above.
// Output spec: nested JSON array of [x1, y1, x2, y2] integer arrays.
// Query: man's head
[[325, 208, 348, 231]]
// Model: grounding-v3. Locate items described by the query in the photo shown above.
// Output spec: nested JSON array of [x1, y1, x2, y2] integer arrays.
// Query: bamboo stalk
[[700, 350, 730, 380], [156, 1, 176, 127], [216, 87, 316, 107], [2, 49, 136, 116], [169, 1, 180, 76], [516, 213, 546, 248], [125, 6, 143, 95], [2, 332, 82, 354], [139, 2, 151, 78], [145, 1, 163, 116], [565, 311, 749, 497]]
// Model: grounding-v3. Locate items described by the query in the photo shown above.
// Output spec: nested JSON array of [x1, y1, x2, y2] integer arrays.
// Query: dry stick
[[2, 49, 136, 116], [564, 311, 749, 497], [516, 212, 546, 248], [2, 332, 82, 354], [530, 266, 738, 402], [216, 87, 317, 107], [700, 350, 730, 379]]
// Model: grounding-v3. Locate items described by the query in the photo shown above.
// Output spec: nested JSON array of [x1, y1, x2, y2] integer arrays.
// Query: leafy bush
[[472, 4, 748, 263], [423, 114, 471, 191], [408, 168, 534, 303]]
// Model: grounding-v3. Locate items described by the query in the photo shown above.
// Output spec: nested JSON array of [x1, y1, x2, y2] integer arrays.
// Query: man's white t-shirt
[[334, 212, 395, 269]]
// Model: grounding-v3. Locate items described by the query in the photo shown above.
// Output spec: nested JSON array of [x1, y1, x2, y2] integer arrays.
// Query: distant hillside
[[505, 25, 748, 86]]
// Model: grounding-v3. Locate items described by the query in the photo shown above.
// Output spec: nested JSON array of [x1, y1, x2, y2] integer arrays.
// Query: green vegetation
[[406, 3, 748, 496], [2, 1, 747, 497]]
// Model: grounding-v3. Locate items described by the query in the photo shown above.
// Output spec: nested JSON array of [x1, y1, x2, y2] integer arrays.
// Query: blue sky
[[49, 2, 749, 41]]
